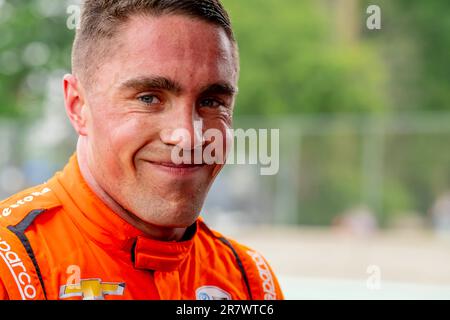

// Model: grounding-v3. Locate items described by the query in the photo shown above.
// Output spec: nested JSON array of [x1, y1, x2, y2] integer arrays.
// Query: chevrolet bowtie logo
[[60, 278, 125, 300]]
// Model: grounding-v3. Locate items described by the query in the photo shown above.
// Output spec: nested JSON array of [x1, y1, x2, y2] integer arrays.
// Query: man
[[0, 0, 283, 300]]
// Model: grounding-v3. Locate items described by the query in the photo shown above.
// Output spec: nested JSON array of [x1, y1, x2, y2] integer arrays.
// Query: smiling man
[[0, 0, 283, 300]]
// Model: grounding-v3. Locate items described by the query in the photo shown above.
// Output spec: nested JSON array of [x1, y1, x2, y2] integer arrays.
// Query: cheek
[[204, 118, 231, 136], [90, 113, 150, 168], [207, 112, 233, 130], [204, 118, 233, 162]]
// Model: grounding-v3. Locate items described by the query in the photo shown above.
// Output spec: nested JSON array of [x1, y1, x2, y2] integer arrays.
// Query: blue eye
[[138, 95, 161, 105], [200, 98, 223, 108]]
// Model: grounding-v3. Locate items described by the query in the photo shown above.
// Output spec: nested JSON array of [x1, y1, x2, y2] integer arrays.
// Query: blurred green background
[[0, 0, 449, 231]]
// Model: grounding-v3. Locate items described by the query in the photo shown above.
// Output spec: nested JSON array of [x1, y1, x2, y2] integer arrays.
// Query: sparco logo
[[1, 187, 51, 218], [0, 237, 37, 299], [247, 250, 276, 300]]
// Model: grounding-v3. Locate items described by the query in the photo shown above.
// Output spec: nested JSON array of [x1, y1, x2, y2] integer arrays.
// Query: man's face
[[81, 15, 238, 228]]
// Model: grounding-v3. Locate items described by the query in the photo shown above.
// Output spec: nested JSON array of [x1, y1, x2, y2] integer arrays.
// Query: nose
[[160, 105, 204, 151]]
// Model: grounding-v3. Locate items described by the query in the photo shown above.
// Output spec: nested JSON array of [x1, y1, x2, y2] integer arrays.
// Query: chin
[[172, 207, 201, 226], [137, 201, 201, 228], [127, 188, 207, 228], [151, 213, 199, 229]]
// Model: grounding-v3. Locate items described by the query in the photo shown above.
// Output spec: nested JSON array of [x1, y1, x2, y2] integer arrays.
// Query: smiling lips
[[145, 160, 208, 176]]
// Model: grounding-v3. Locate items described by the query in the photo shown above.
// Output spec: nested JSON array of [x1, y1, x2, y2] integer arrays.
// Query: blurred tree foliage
[[0, 0, 72, 118], [362, 0, 450, 112], [1, 0, 449, 117], [224, 0, 388, 116]]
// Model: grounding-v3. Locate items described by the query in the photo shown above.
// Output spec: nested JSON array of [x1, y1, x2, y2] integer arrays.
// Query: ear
[[63, 74, 88, 136]]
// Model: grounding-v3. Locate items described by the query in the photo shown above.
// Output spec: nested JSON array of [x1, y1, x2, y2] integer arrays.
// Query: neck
[[76, 138, 187, 242]]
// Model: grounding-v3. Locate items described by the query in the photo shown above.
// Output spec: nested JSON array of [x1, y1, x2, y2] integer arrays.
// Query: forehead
[[103, 14, 237, 89]]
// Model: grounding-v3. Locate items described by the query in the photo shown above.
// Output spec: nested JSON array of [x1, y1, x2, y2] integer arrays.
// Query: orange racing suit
[[0, 155, 283, 300]]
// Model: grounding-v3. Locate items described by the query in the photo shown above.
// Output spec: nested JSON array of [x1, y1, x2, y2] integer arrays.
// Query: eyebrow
[[200, 82, 237, 97], [118, 76, 237, 96], [119, 76, 183, 95]]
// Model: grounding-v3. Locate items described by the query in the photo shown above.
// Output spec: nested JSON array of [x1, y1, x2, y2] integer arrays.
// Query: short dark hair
[[72, 0, 236, 82]]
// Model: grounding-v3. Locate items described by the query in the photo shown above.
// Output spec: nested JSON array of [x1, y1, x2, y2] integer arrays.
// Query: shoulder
[[0, 183, 60, 300], [197, 220, 284, 300], [0, 183, 61, 228]]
